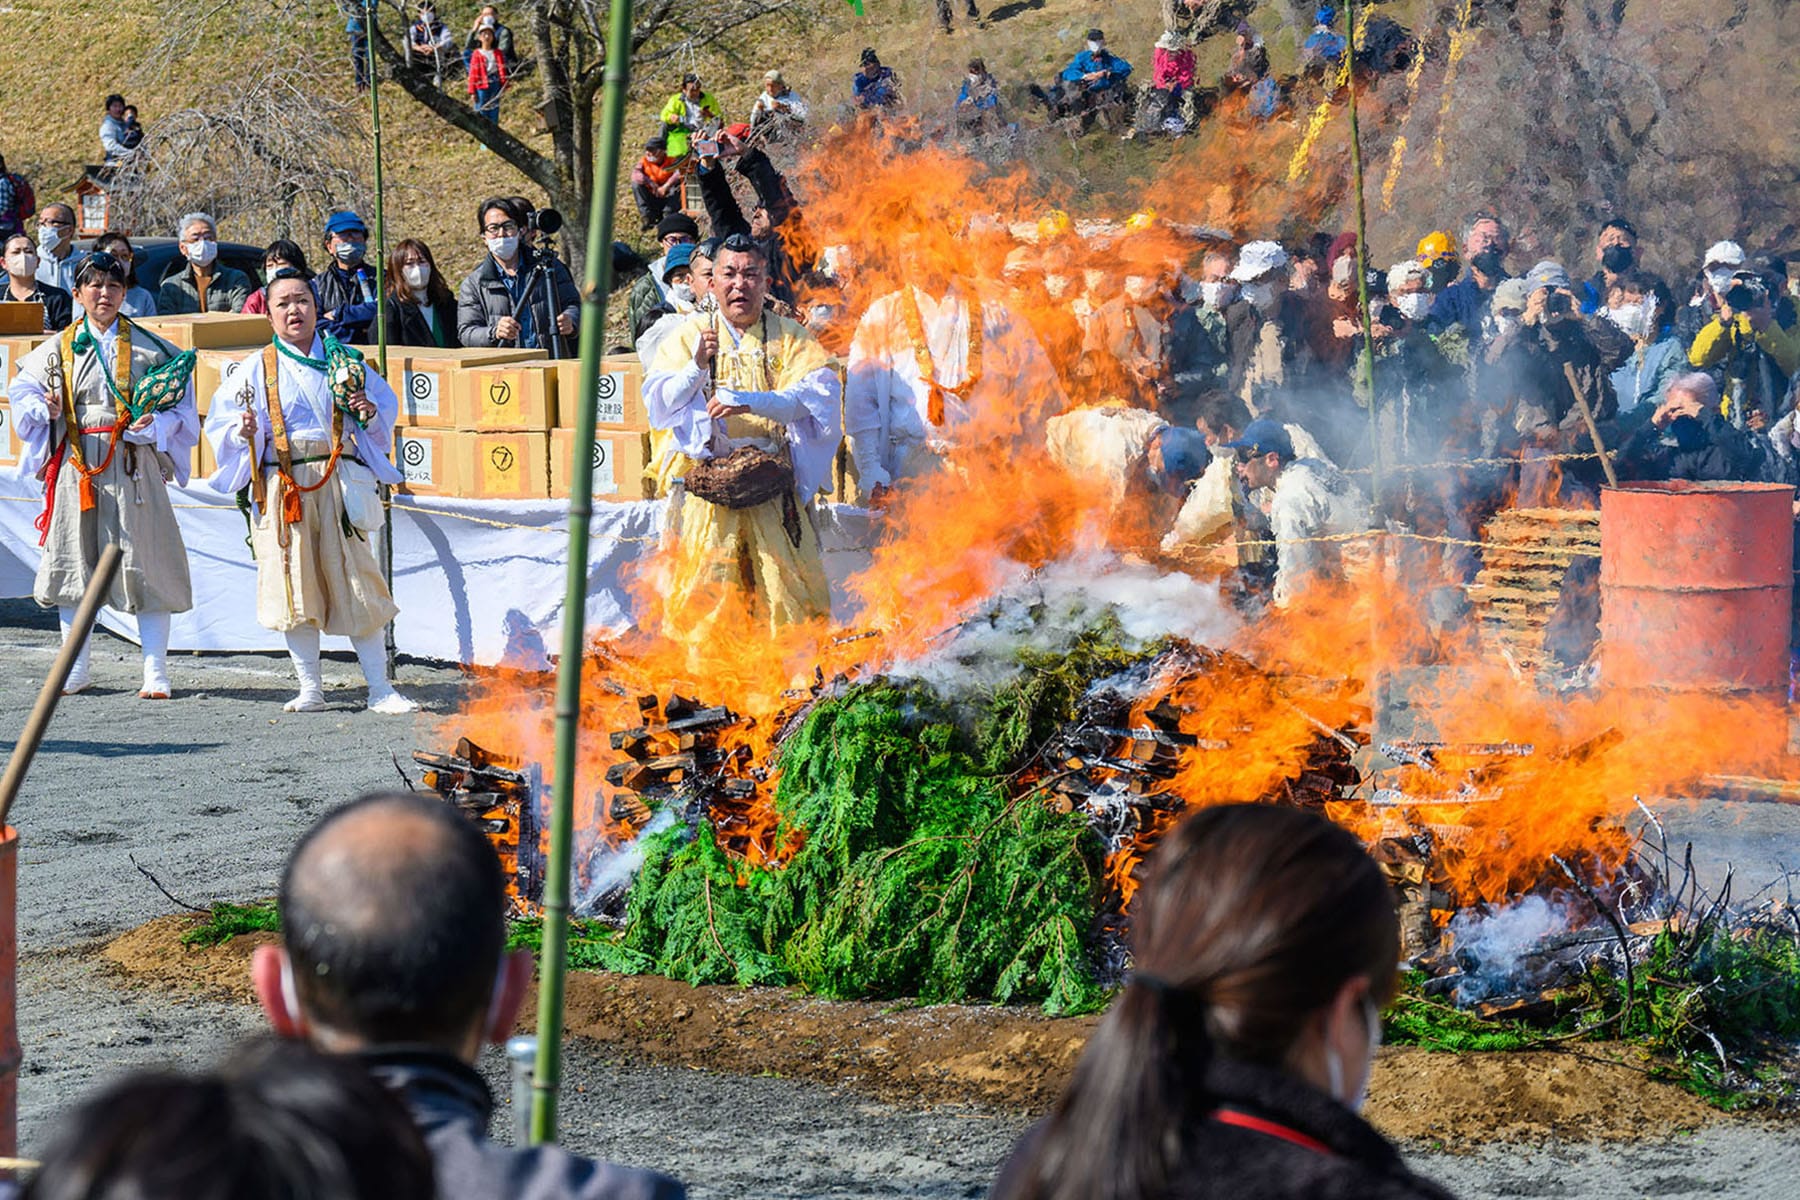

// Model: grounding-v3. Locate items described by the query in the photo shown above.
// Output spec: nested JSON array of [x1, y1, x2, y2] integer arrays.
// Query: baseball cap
[[1522, 260, 1571, 293], [1704, 240, 1746, 269], [1149, 427, 1211, 490], [1492, 277, 1530, 313], [764, 69, 783, 83], [662, 243, 696, 280], [1219, 417, 1293, 460], [1230, 240, 1290, 282], [323, 210, 367, 237]]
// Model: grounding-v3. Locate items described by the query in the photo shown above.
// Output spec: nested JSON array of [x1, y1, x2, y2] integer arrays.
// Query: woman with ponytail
[[991, 804, 1457, 1200]]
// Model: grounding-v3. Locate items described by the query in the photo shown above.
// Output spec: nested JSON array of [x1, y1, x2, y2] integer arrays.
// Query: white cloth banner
[[0, 467, 875, 666]]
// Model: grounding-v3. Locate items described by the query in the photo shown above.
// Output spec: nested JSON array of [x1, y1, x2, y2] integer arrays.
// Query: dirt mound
[[103, 915, 1727, 1145]]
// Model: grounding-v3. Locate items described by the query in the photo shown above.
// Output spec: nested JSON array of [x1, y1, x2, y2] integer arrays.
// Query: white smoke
[[575, 808, 677, 917], [1448, 894, 1577, 1003], [885, 550, 1241, 696]]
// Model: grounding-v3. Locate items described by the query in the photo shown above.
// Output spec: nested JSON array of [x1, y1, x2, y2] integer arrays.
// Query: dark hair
[[104, 93, 125, 109], [997, 805, 1399, 1200], [1600, 217, 1638, 241], [93, 232, 139, 287], [389, 237, 453, 309], [74, 252, 129, 290], [1191, 389, 1252, 437], [264, 238, 309, 274], [279, 790, 508, 1045], [22, 1038, 433, 1200], [719, 232, 767, 263], [967, 57, 986, 73], [1623, 270, 1674, 331], [508, 195, 537, 227], [477, 195, 521, 233]]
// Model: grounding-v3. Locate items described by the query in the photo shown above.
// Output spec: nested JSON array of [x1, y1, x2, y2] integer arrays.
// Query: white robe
[[203, 336, 403, 502], [844, 285, 1065, 490]]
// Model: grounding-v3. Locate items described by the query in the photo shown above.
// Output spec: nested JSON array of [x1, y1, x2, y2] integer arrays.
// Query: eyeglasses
[[41, 218, 73, 229], [483, 221, 520, 236]]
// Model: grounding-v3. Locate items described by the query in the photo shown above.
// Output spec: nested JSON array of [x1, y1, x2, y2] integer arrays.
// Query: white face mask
[[1606, 301, 1647, 336], [1322, 995, 1382, 1113], [670, 282, 696, 305], [1494, 312, 1522, 338], [1087, 39, 1103, 52], [1242, 280, 1276, 311], [7, 252, 38, 278], [1394, 291, 1431, 321], [1123, 275, 1157, 303], [185, 238, 218, 267], [1706, 268, 1735, 297], [402, 263, 433, 290], [37, 226, 61, 254], [1199, 280, 1237, 309], [487, 234, 520, 261]]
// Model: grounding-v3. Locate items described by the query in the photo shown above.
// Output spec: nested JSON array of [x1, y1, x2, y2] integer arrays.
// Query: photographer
[[1687, 268, 1800, 430], [1483, 260, 1632, 505], [456, 196, 580, 357]]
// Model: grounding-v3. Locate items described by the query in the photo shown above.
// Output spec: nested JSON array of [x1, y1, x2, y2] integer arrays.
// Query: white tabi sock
[[138, 611, 172, 699], [283, 627, 328, 712], [57, 606, 94, 694], [353, 631, 416, 714]]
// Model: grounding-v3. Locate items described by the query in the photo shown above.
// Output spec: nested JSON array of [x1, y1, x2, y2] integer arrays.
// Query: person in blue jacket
[[1032, 28, 1132, 132]]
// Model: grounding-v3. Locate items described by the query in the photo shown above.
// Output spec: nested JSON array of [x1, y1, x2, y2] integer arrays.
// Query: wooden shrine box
[[548, 428, 653, 501], [74, 166, 120, 238], [0, 304, 43, 336], [136, 313, 272, 351]]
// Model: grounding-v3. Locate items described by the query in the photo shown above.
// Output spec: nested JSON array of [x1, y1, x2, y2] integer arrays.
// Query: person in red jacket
[[467, 25, 508, 125]]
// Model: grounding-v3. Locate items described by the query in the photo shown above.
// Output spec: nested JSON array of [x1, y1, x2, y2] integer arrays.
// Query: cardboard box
[[537, 355, 648, 431], [461, 362, 558, 431], [136, 313, 272, 350], [390, 347, 539, 428], [0, 303, 44, 335], [465, 431, 550, 500], [549, 428, 653, 501], [0, 401, 17, 467], [0, 335, 48, 383], [193, 348, 257, 416], [394, 427, 462, 497]]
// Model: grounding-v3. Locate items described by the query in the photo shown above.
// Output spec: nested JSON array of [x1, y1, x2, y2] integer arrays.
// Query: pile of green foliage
[[578, 620, 1163, 1015]]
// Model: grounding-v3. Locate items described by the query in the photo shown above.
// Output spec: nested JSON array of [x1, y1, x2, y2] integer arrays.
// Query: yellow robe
[[650, 312, 835, 639]]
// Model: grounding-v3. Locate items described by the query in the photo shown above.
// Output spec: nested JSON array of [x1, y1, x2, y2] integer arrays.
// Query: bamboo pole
[[0, 545, 122, 826], [1346, 0, 1380, 509], [530, 0, 635, 1146], [363, 0, 399, 678]]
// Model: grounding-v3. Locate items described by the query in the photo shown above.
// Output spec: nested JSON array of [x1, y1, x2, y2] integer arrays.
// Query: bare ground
[[4, 598, 1799, 1198]]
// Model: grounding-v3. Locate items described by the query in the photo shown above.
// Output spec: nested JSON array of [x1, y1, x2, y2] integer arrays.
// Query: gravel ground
[[3, 598, 1797, 1197]]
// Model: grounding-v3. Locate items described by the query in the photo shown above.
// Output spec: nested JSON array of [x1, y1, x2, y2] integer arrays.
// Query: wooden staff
[[1563, 362, 1620, 489], [0, 544, 122, 828]]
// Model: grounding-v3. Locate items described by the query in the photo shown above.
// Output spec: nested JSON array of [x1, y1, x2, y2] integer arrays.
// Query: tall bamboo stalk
[[530, 0, 635, 1146], [1346, 0, 1379, 508], [363, 0, 398, 676]]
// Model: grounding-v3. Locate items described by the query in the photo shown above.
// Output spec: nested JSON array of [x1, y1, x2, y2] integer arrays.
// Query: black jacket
[[1618, 407, 1766, 484], [456, 252, 582, 357], [316, 261, 381, 343], [361, 1048, 687, 1200], [992, 1057, 1457, 1200], [3, 281, 72, 331], [384, 293, 462, 348]]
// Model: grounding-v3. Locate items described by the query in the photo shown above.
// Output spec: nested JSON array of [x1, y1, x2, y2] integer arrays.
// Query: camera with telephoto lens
[[1542, 290, 1572, 317], [1723, 273, 1768, 313]]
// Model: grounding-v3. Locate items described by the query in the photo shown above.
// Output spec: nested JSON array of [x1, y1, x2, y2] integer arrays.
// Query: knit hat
[[656, 212, 701, 241], [1522, 260, 1571, 293]]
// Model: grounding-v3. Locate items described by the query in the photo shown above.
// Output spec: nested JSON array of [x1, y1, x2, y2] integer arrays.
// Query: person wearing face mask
[[9, 250, 200, 698], [956, 58, 1008, 137], [2, 233, 73, 330], [1673, 238, 1746, 348], [1424, 212, 1511, 344], [1618, 372, 1764, 484], [631, 242, 698, 340], [89, 232, 158, 317], [1222, 240, 1324, 420], [34, 202, 80, 296], [383, 238, 461, 348], [204, 268, 414, 713], [456, 196, 580, 357], [991, 803, 1450, 1200], [155, 211, 252, 314], [1686, 264, 1800, 432], [1036, 29, 1132, 133], [1606, 272, 1684, 422], [242, 239, 310, 315], [1578, 218, 1639, 315], [1361, 262, 1459, 484], [314, 210, 379, 343]]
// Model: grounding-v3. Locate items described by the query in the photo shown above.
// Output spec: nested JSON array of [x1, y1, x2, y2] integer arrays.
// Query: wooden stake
[[0, 543, 122, 828]]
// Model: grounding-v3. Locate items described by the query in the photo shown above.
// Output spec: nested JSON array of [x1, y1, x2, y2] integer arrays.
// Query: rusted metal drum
[[0, 826, 16, 1160], [1600, 481, 1793, 760]]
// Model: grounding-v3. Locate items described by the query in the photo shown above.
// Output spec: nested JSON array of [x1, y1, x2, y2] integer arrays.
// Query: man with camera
[[456, 196, 580, 358], [1687, 266, 1800, 431], [1483, 260, 1633, 506]]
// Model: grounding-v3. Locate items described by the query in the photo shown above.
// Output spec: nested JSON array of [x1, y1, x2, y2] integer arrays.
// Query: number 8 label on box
[[597, 372, 625, 425]]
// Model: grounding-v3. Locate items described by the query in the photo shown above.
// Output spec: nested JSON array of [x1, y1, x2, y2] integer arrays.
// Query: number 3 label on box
[[597, 372, 625, 424]]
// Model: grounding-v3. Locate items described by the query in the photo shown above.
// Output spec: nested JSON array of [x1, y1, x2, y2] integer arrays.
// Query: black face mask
[[1668, 414, 1709, 452], [1470, 250, 1505, 279], [1600, 244, 1635, 273]]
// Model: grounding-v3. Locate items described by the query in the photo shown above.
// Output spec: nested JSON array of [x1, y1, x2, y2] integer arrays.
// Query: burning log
[[413, 739, 544, 915]]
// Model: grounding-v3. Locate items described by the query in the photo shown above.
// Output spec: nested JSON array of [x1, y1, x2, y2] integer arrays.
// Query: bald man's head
[[278, 792, 507, 1048]]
